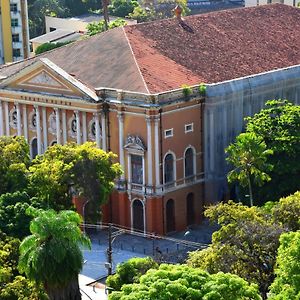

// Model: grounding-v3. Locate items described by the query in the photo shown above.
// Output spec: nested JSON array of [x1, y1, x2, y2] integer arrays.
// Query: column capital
[[117, 111, 124, 120], [34, 104, 39, 110]]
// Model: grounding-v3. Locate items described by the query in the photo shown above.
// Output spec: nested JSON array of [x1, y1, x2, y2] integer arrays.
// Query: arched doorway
[[166, 199, 175, 233], [132, 199, 144, 232], [186, 193, 195, 226], [31, 138, 38, 159]]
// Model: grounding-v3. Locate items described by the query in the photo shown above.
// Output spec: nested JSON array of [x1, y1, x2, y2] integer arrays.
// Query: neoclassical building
[[0, 4, 300, 234]]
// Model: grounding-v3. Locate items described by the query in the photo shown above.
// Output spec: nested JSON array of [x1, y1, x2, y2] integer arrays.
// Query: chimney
[[174, 5, 183, 20]]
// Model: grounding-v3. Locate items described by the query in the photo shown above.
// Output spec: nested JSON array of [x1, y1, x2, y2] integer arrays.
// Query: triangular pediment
[[0, 58, 98, 101]]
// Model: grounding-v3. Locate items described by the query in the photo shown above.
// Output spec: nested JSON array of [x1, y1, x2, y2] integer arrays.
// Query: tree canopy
[[87, 18, 127, 36], [244, 100, 300, 202], [18, 209, 91, 300], [269, 231, 300, 299], [109, 264, 262, 300]]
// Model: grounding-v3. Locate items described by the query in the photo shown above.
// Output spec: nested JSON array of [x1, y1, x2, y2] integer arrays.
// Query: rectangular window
[[13, 48, 20, 57], [185, 123, 193, 133], [131, 155, 143, 184], [164, 129, 173, 138], [11, 19, 18, 27], [10, 3, 18, 12], [12, 34, 19, 42]]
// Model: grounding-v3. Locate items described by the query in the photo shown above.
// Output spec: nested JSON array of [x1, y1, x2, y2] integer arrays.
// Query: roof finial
[[174, 5, 183, 20]]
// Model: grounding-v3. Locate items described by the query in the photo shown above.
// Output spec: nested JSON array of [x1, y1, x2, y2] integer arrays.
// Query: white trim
[[118, 112, 125, 180], [0, 101, 3, 136], [163, 151, 176, 186], [4, 102, 10, 136], [75, 110, 81, 145], [16, 103, 22, 136], [82, 111, 87, 143], [42, 106, 48, 152], [35, 105, 42, 155], [185, 123, 194, 133], [62, 109, 67, 144], [101, 112, 107, 151], [164, 128, 173, 138], [154, 117, 160, 187], [55, 108, 61, 144]]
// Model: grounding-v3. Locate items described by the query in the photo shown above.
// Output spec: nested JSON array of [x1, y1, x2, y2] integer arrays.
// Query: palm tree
[[18, 209, 91, 300], [225, 132, 273, 206]]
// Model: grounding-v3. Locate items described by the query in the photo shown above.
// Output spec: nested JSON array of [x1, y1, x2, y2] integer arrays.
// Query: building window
[[9, 109, 17, 127], [185, 123, 193, 133], [185, 147, 195, 177], [13, 49, 21, 57], [131, 155, 143, 184], [12, 34, 19, 42], [164, 153, 175, 184], [71, 118, 77, 133], [31, 113, 37, 128], [10, 3, 18, 12], [11, 19, 18, 27], [164, 128, 173, 138]]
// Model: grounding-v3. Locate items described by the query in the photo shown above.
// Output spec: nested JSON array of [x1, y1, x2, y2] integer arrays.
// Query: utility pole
[[107, 223, 113, 276], [102, 0, 110, 31]]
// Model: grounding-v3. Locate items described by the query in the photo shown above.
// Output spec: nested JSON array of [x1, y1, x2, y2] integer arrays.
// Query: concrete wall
[[204, 65, 300, 203]]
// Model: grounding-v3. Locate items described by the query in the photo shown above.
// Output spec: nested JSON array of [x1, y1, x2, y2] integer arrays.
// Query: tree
[[269, 231, 300, 299], [187, 201, 284, 299], [106, 257, 158, 291], [87, 18, 127, 35], [108, 0, 139, 17], [0, 136, 30, 196], [109, 264, 262, 300], [18, 209, 91, 300], [35, 42, 71, 55], [0, 191, 33, 239], [226, 132, 273, 206], [28, 142, 122, 217], [245, 100, 300, 202]]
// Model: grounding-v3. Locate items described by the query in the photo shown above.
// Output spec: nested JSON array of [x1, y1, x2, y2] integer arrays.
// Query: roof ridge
[[122, 27, 150, 94]]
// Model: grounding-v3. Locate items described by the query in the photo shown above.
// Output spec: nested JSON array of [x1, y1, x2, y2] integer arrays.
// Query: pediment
[[0, 58, 98, 101], [124, 135, 146, 152]]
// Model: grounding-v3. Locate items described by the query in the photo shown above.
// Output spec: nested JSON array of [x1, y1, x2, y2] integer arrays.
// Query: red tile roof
[[1, 4, 300, 93]]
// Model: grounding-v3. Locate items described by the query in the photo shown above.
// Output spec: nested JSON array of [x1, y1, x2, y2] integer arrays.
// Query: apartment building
[[0, 0, 30, 64]]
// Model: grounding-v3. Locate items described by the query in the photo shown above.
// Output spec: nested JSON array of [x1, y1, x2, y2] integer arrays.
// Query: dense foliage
[[109, 264, 262, 300], [187, 201, 286, 299], [109, 0, 139, 17], [269, 231, 300, 299], [244, 100, 300, 202], [107, 257, 158, 291], [35, 42, 71, 55], [28, 142, 122, 218], [87, 18, 127, 35], [18, 209, 91, 300]]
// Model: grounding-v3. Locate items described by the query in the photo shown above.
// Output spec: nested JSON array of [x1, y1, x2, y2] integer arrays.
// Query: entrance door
[[186, 193, 195, 226], [132, 200, 144, 232], [166, 199, 175, 233]]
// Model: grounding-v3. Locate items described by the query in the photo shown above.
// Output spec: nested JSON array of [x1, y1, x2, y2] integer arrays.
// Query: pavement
[[79, 219, 217, 299]]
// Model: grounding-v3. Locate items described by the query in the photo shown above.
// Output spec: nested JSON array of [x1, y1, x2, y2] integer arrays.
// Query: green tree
[[28, 142, 122, 217], [107, 257, 158, 291], [269, 231, 300, 299], [226, 132, 273, 206], [0, 191, 33, 239], [35, 42, 71, 55], [18, 209, 91, 300], [128, 5, 155, 22], [187, 201, 284, 299], [0, 136, 30, 196], [87, 18, 127, 35], [245, 100, 300, 202], [109, 264, 261, 300], [108, 0, 139, 17]]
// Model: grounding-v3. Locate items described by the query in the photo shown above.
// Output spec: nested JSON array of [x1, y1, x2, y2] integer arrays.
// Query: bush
[[181, 84, 192, 97], [35, 42, 71, 55]]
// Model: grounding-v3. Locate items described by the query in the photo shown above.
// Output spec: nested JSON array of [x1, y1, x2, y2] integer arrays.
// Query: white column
[[146, 116, 153, 187], [62, 109, 67, 144], [42, 107, 48, 151], [35, 105, 42, 155], [94, 112, 101, 148], [23, 104, 28, 141], [4, 102, 10, 136], [118, 112, 125, 180], [127, 154, 131, 190], [154, 116, 160, 187], [101, 112, 106, 151], [16, 103, 22, 136], [82, 112, 87, 142], [75, 110, 81, 145], [0, 101, 4, 136], [55, 108, 61, 144]]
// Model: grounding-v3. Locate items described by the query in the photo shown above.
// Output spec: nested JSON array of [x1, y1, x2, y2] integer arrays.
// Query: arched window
[[185, 147, 195, 177], [31, 138, 38, 159], [132, 199, 144, 232], [164, 153, 175, 184]]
